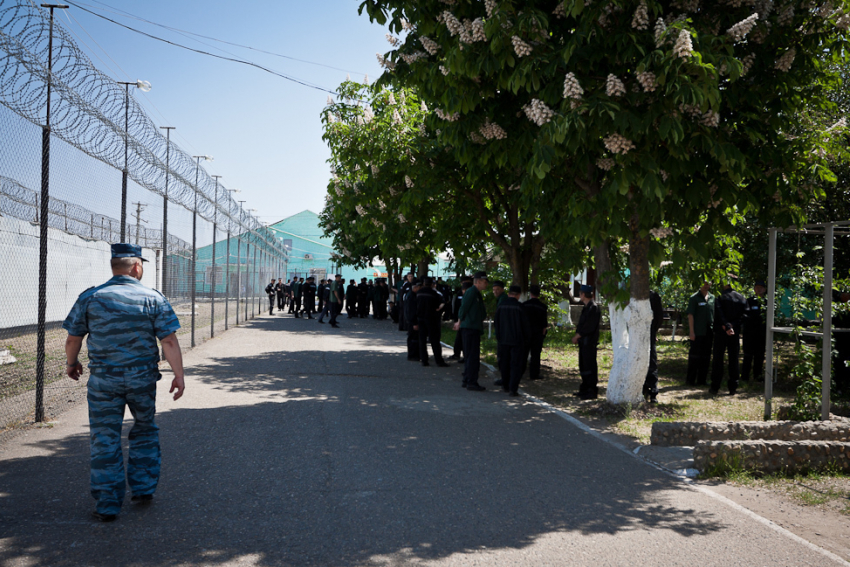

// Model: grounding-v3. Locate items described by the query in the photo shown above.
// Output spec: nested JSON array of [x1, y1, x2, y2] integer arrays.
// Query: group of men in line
[[266, 274, 345, 327]]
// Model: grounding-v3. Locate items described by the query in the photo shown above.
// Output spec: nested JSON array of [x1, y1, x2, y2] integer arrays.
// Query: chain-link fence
[[0, 1, 289, 437]]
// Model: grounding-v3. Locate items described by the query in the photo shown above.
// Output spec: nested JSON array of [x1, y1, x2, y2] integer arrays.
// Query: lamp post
[[159, 126, 174, 297], [210, 174, 222, 338], [224, 188, 239, 330], [35, 3, 69, 423], [190, 155, 213, 347], [237, 200, 246, 324], [117, 79, 152, 241]]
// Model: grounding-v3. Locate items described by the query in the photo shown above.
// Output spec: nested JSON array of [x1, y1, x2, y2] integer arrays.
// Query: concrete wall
[[0, 215, 156, 328]]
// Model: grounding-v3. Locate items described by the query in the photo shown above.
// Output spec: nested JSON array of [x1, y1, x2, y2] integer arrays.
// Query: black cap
[[335, 274, 342, 278], [492, 280, 505, 288], [423, 276, 434, 286], [508, 285, 522, 294], [111, 243, 148, 262], [529, 285, 541, 296], [755, 280, 766, 287], [361, 277, 367, 282], [581, 284, 594, 295], [473, 271, 488, 280]]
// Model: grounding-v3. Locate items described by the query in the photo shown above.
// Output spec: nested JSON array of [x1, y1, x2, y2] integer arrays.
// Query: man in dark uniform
[[643, 289, 665, 403], [834, 289, 850, 396], [572, 285, 601, 400], [496, 285, 531, 396], [357, 278, 370, 318], [522, 284, 549, 381], [302, 276, 317, 319], [265, 278, 276, 315], [328, 274, 343, 328], [291, 277, 302, 318], [345, 279, 357, 318], [395, 273, 415, 331], [437, 277, 452, 321], [405, 280, 422, 361], [456, 272, 488, 391], [275, 278, 286, 312], [710, 277, 748, 396], [316, 279, 326, 315], [741, 281, 767, 383], [417, 277, 449, 366], [288, 276, 298, 314], [63, 244, 184, 522], [686, 281, 714, 386], [451, 278, 472, 360]]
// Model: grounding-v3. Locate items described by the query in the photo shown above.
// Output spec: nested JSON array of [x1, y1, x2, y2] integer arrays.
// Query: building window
[[283, 239, 292, 251]]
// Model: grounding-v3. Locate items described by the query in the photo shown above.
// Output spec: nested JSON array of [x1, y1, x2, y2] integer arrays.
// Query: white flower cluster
[[606, 74, 626, 97], [420, 36, 440, 55], [401, 51, 428, 65], [371, 165, 379, 176], [405, 175, 414, 188], [726, 13, 759, 41], [440, 65, 449, 75], [469, 131, 486, 144], [674, 29, 693, 58], [480, 120, 507, 140], [436, 108, 460, 121], [819, 1, 836, 19], [398, 214, 407, 223], [376, 53, 396, 70], [334, 184, 344, 197], [741, 53, 756, 76], [326, 112, 336, 124], [401, 19, 414, 30], [563, 72, 584, 100], [355, 205, 367, 216], [326, 95, 334, 105], [827, 116, 848, 131], [701, 110, 720, 127], [775, 48, 796, 72], [512, 36, 533, 57], [597, 157, 615, 171], [650, 227, 674, 239], [603, 133, 636, 154], [387, 92, 396, 105], [363, 74, 370, 85], [672, 0, 700, 10], [485, 0, 498, 18], [777, 4, 795, 25], [386, 33, 400, 47], [660, 169, 669, 181], [636, 71, 657, 92], [654, 18, 667, 47], [523, 99, 554, 126], [632, 1, 649, 30], [443, 11, 464, 36], [837, 12, 850, 31], [421, 101, 428, 112], [471, 18, 487, 42], [377, 200, 386, 211], [363, 107, 374, 123], [553, 2, 566, 18]]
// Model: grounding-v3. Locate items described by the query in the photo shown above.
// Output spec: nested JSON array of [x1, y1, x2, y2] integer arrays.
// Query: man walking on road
[[62, 243, 185, 522], [416, 277, 449, 367], [328, 274, 343, 328], [455, 271, 488, 391], [265, 278, 276, 315]]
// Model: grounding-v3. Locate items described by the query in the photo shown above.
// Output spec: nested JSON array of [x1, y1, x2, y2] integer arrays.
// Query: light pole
[[237, 200, 246, 324], [190, 155, 213, 347], [210, 174, 222, 338], [224, 188, 239, 330], [160, 126, 174, 297], [35, 3, 69, 423], [117, 79, 152, 241]]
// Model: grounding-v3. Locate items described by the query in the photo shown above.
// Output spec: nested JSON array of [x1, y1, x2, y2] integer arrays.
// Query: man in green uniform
[[686, 281, 714, 386], [455, 271, 488, 391], [329, 274, 343, 328], [63, 244, 185, 522]]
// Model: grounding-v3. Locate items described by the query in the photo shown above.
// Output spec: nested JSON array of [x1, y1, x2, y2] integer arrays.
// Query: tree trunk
[[417, 258, 429, 278], [606, 224, 653, 405]]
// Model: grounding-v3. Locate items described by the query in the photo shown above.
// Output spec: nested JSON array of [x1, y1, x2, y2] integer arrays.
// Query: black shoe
[[501, 387, 510, 393], [318, 320, 325, 324], [572, 391, 583, 397], [708, 388, 719, 396], [449, 354, 460, 360], [578, 393, 598, 400], [728, 390, 737, 396], [436, 361, 449, 367], [494, 379, 504, 386], [330, 323, 340, 328], [307, 316, 314, 319], [131, 494, 154, 504], [509, 392, 520, 397], [407, 356, 420, 361], [421, 362, 430, 367], [457, 358, 465, 363], [461, 382, 468, 388], [92, 511, 117, 522], [647, 396, 658, 404], [466, 384, 486, 391]]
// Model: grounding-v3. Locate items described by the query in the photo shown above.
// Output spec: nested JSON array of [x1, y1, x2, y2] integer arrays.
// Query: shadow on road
[[0, 315, 727, 566]]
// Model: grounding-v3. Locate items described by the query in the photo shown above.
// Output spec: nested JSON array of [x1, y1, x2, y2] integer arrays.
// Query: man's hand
[[453, 322, 460, 331], [689, 332, 696, 341], [66, 362, 83, 381], [726, 328, 735, 336], [413, 325, 419, 331], [169, 374, 185, 401], [572, 334, 580, 345]]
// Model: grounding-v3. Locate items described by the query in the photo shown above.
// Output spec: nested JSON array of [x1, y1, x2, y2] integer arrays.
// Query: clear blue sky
[[58, 0, 389, 225]]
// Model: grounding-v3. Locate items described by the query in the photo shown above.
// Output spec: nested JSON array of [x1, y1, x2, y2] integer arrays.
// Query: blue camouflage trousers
[[87, 367, 161, 515]]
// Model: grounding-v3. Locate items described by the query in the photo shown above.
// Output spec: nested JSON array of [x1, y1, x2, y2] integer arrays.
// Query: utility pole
[[131, 201, 147, 245]]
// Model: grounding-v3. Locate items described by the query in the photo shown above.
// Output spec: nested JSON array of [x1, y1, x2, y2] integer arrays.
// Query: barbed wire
[[0, 1, 285, 257]]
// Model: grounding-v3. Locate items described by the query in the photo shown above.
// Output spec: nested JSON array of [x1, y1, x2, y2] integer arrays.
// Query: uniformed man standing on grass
[[686, 281, 714, 386], [572, 285, 601, 400], [741, 280, 767, 383], [455, 271, 488, 391], [63, 243, 184, 522]]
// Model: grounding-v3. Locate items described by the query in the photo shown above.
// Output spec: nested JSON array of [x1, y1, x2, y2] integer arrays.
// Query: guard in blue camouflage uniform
[[63, 243, 185, 522]]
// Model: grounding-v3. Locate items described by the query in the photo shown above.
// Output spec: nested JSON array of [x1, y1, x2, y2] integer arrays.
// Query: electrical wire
[[78, 0, 367, 76], [65, 1, 340, 95]]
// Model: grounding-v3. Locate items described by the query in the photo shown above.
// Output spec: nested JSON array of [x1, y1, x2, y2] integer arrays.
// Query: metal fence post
[[225, 226, 231, 330], [822, 223, 834, 421]]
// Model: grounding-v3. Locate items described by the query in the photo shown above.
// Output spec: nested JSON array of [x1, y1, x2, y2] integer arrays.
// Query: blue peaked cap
[[111, 243, 148, 262]]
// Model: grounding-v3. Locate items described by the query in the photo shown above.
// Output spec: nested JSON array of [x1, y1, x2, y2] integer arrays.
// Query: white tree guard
[[605, 298, 653, 404]]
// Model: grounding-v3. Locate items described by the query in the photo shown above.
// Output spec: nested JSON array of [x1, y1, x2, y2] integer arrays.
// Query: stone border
[[694, 440, 850, 475], [651, 419, 850, 447]]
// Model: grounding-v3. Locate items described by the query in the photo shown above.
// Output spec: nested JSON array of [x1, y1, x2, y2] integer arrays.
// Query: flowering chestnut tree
[[360, 0, 850, 403]]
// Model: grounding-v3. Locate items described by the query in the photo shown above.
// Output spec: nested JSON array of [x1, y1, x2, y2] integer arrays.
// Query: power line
[[79, 0, 367, 76], [65, 1, 340, 95]]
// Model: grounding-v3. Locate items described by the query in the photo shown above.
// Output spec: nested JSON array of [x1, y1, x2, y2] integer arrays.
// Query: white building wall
[[0, 215, 156, 328]]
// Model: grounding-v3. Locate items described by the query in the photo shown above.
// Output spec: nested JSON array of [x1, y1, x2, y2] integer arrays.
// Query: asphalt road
[[0, 313, 846, 566]]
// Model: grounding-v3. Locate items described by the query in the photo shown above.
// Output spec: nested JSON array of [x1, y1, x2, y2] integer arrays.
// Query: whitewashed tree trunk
[[605, 298, 652, 404]]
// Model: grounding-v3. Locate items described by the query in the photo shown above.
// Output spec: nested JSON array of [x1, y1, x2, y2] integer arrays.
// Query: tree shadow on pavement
[[0, 322, 729, 566]]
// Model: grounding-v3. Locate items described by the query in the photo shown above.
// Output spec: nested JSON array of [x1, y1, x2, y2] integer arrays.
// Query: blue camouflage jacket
[[62, 275, 181, 370]]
